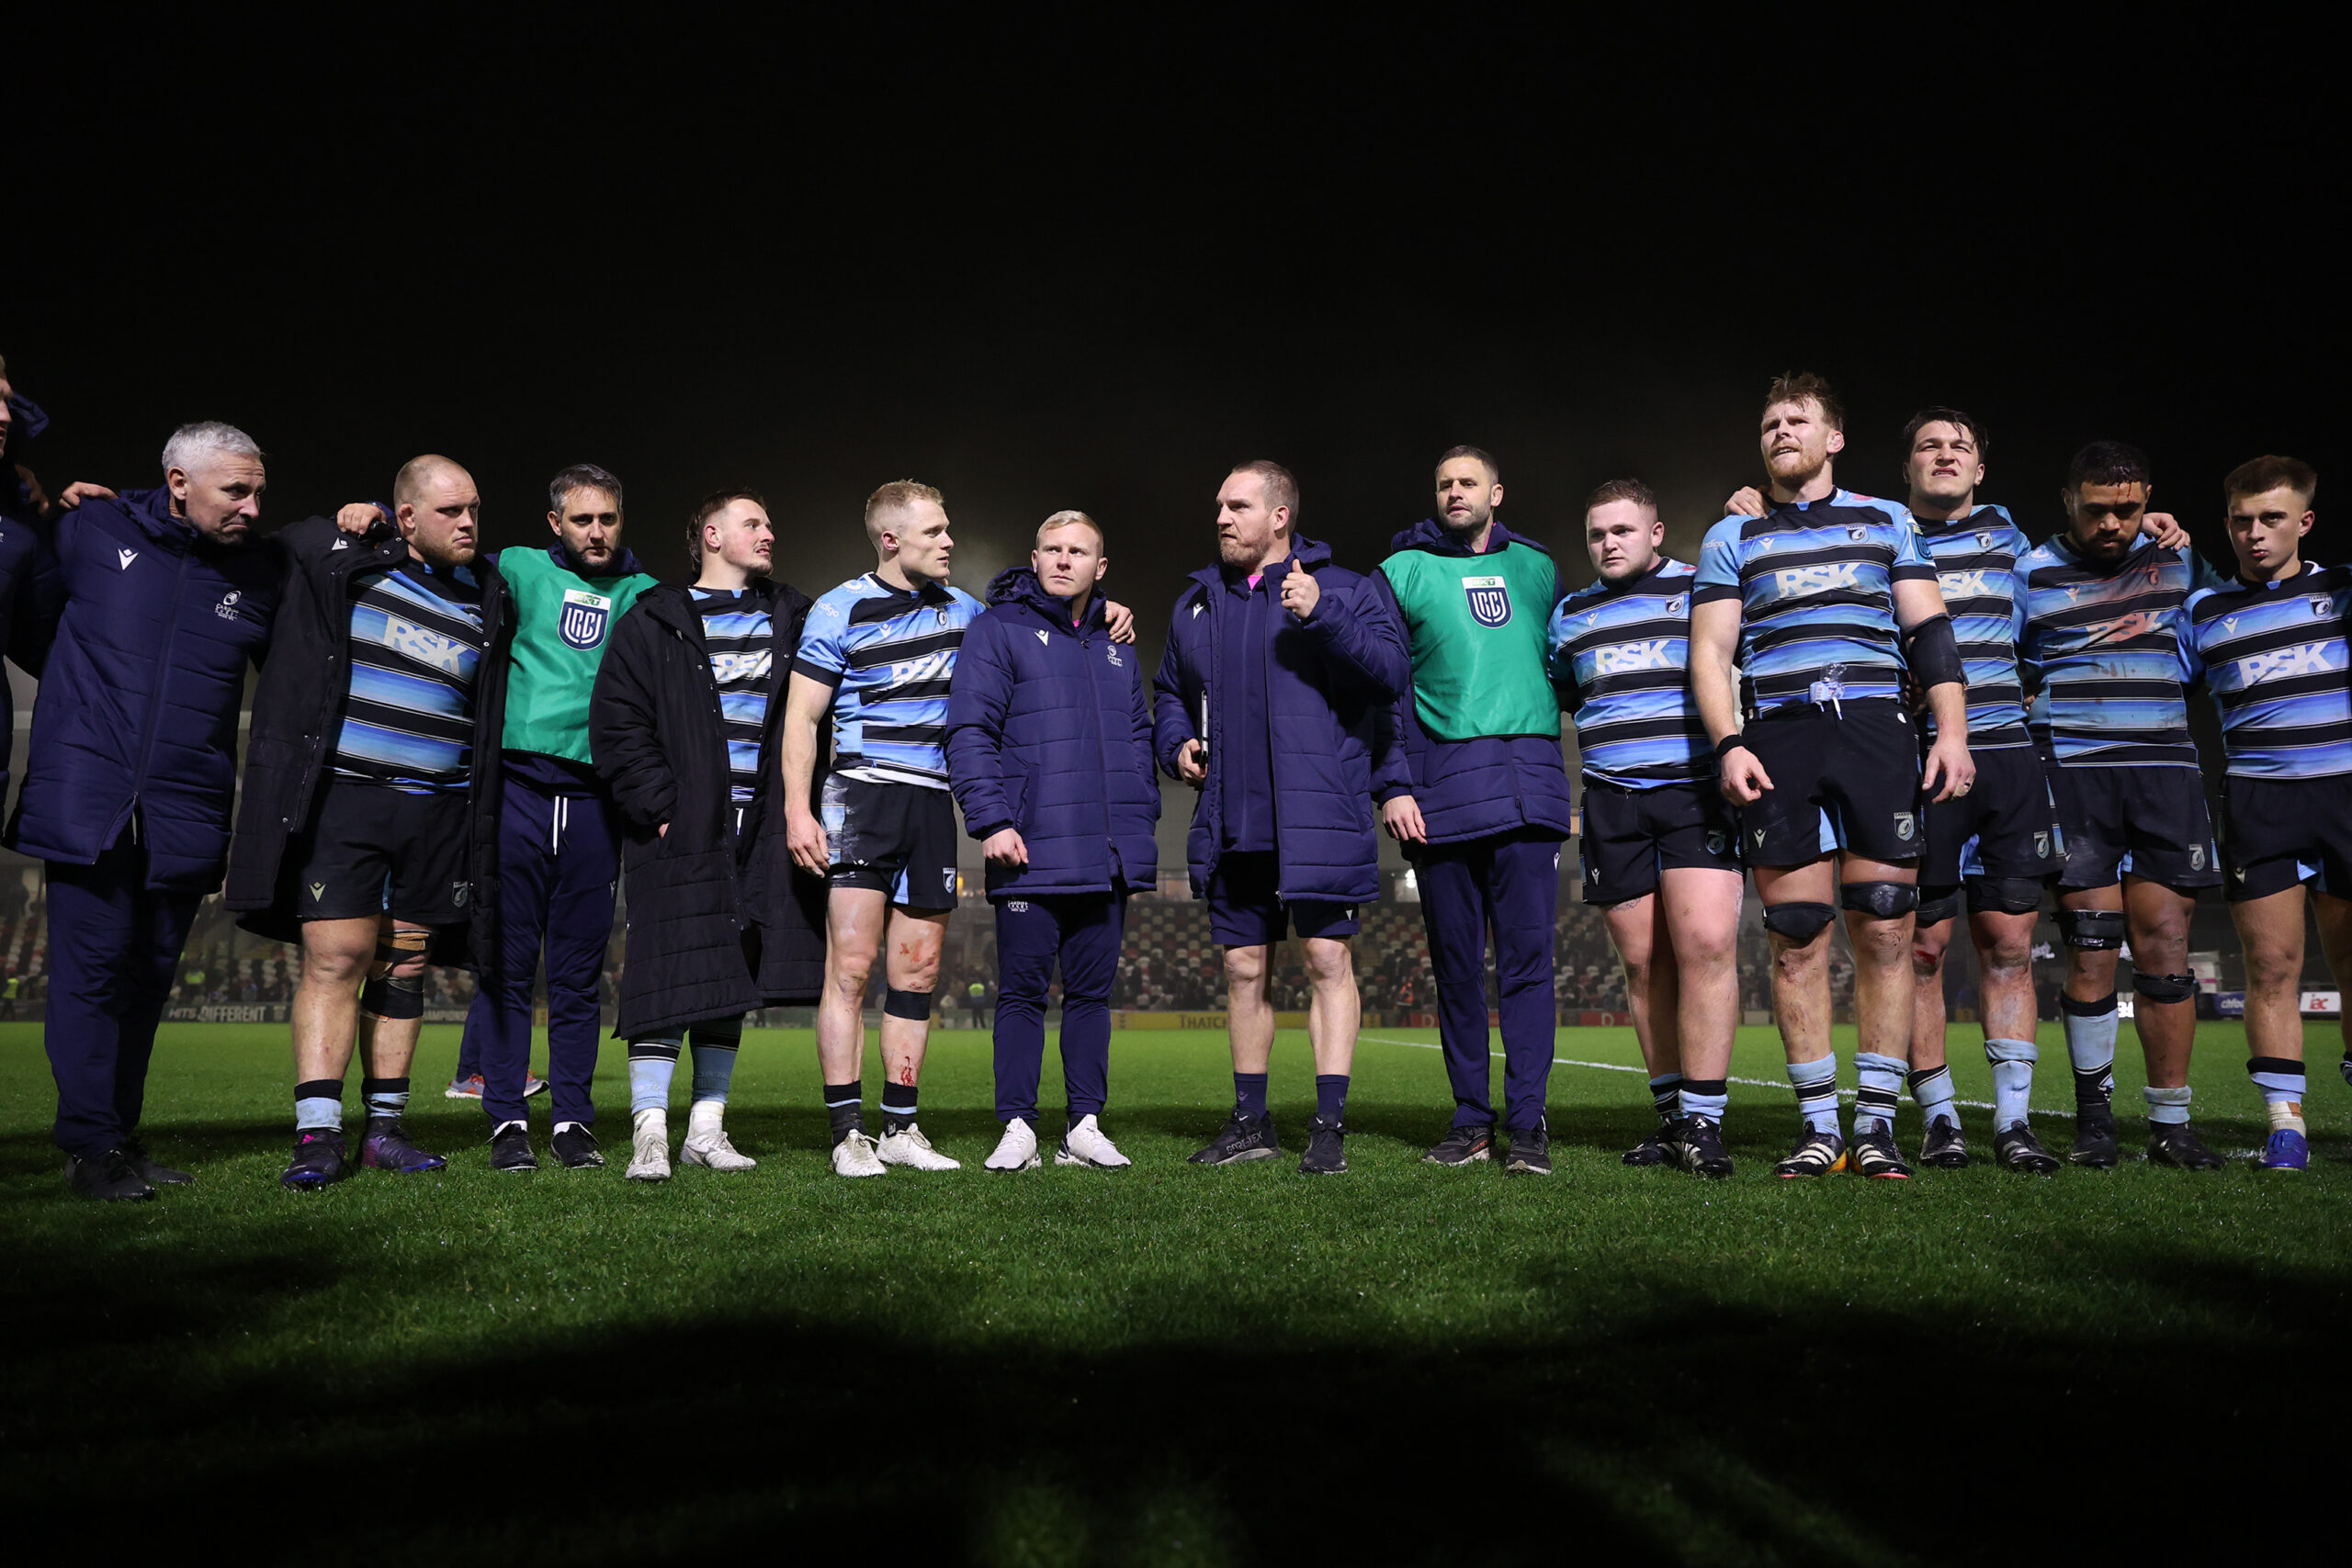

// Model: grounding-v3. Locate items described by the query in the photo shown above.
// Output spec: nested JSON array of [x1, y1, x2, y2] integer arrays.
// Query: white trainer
[[984, 1119, 1041, 1171], [876, 1122, 962, 1170], [626, 1108, 671, 1182], [1057, 1113, 1133, 1168], [680, 1100, 757, 1171], [831, 1129, 888, 1177]]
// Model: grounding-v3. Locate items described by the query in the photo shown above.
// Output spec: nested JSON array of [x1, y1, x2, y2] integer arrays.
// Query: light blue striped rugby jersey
[[1693, 489, 1936, 716], [331, 561, 486, 794], [2018, 533, 2224, 768], [2180, 562, 2352, 779], [794, 572, 982, 790], [691, 587, 774, 803], [1545, 558, 1713, 789], [1914, 504, 2032, 750]]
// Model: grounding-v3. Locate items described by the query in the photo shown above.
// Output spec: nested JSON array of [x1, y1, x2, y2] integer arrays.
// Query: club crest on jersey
[[1666, 595, 1686, 615], [936, 606, 952, 626], [2315, 597, 2334, 617], [1848, 526, 1869, 542], [1976, 531, 1993, 548], [1462, 574, 1511, 627], [559, 588, 612, 650], [1894, 811, 1916, 842], [2034, 831, 2051, 859]]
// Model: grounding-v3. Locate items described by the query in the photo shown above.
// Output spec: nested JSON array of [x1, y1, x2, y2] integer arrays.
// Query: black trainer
[[1773, 1126, 1847, 1178], [1622, 1121, 1684, 1167], [1678, 1114, 1735, 1179], [1424, 1124, 1494, 1166], [1299, 1116, 1348, 1175], [360, 1120, 447, 1174], [1918, 1115, 1970, 1169], [2146, 1120, 2223, 1170], [2068, 1109, 2120, 1169], [1187, 1112, 1281, 1165], [1849, 1122, 1913, 1179], [66, 1148, 157, 1201], [280, 1131, 347, 1190], [1994, 1122, 2061, 1174], [489, 1122, 538, 1172], [120, 1138, 194, 1186], [1502, 1122, 1553, 1176], [551, 1123, 605, 1169]]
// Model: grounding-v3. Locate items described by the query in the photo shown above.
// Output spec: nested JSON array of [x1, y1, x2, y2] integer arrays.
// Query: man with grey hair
[[7, 421, 284, 1200]]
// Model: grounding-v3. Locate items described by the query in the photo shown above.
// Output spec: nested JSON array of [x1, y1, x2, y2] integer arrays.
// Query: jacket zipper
[[127, 538, 196, 847]]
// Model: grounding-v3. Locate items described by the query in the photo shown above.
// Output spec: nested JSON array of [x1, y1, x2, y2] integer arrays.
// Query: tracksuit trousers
[[43, 839, 201, 1158], [992, 892, 1123, 1123], [464, 777, 620, 1129], [1416, 831, 1560, 1132]]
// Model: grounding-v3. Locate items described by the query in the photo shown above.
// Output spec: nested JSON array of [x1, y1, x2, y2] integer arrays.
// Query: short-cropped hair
[[1584, 478, 1658, 515], [1436, 445, 1501, 483], [1763, 372, 1845, 431], [2222, 454, 2318, 509], [865, 479, 945, 545], [1902, 406, 1987, 462], [1037, 509, 1103, 547], [160, 421, 263, 476], [2065, 441, 2152, 492], [1228, 459, 1298, 518], [550, 462, 624, 514], [689, 488, 767, 566]]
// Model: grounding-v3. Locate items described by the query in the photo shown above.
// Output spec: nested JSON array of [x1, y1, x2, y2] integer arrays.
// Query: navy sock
[[1315, 1074, 1349, 1122], [1234, 1072, 1269, 1119], [824, 1079, 865, 1145], [880, 1083, 918, 1134], [1648, 1071, 1684, 1125]]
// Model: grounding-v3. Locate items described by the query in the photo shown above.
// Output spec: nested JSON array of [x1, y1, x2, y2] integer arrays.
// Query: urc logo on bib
[[560, 589, 613, 649], [1462, 575, 1511, 627]]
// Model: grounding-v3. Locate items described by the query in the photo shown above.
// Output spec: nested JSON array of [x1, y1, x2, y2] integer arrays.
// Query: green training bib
[[1377, 539, 1559, 741], [498, 547, 657, 762]]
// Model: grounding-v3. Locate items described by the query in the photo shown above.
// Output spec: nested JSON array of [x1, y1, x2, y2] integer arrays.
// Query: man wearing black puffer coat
[[589, 489, 826, 1182]]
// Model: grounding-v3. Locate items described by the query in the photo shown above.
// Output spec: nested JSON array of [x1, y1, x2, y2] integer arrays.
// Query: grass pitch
[[5, 1019, 2346, 1565]]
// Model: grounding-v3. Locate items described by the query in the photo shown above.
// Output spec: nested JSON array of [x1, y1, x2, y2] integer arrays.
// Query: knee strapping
[[1916, 886, 1962, 926], [883, 987, 933, 1021], [1763, 902, 1838, 942], [360, 927, 429, 1021], [2132, 970, 2198, 1004], [2058, 908, 2127, 950], [1967, 875, 2047, 916], [1841, 881, 1919, 919]]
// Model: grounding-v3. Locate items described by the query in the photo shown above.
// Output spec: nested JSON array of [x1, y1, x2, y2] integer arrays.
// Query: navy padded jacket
[[1369, 517, 1576, 845], [1149, 534, 1408, 903], [5, 488, 279, 889], [945, 569, 1159, 900], [0, 466, 65, 811]]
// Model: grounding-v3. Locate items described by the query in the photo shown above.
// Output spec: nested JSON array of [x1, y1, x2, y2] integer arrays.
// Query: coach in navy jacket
[[946, 534, 1158, 1153], [5, 427, 280, 1197]]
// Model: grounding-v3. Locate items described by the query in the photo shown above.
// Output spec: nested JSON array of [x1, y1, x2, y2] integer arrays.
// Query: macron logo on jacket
[[117, 548, 138, 570]]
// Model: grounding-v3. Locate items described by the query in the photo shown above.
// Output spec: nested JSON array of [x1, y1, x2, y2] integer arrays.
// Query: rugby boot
[[2145, 1121, 2223, 1170], [1622, 1120, 1686, 1167], [1918, 1115, 1970, 1169], [1678, 1114, 1736, 1179], [1993, 1122, 2062, 1174], [2068, 1108, 2120, 1169], [831, 1128, 887, 1178], [280, 1130, 348, 1190], [681, 1101, 757, 1171], [360, 1119, 447, 1174], [1298, 1115, 1349, 1175], [67, 1147, 157, 1201], [1773, 1126, 1848, 1178], [1188, 1112, 1281, 1165], [984, 1118, 1041, 1172], [488, 1122, 538, 1173], [876, 1123, 961, 1170], [1502, 1121, 1553, 1177], [2254, 1127, 2310, 1172], [1849, 1122, 1914, 1179], [1057, 1114, 1132, 1168], [626, 1109, 672, 1182], [551, 1122, 605, 1168], [121, 1138, 194, 1185], [1423, 1123, 1494, 1165]]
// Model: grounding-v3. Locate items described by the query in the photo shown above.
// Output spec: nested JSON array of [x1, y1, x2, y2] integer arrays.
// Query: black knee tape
[[360, 974, 424, 1021], [2132, 970, 2198, 1005], [883, 987, 933, 1021], [1840, 881, 1919, 919], [1966, 875, 2047, 917], [2058, 908, 2127, 951], [2061, 990, 2118, 1018], [1763, 902, 1838, 942], [1916, 886, 1962, 926]]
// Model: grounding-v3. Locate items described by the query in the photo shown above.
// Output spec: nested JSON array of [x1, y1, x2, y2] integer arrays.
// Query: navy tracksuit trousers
[[1416, 831, 1559, 1132], [43, 839, 201, 1158], [463, 777, 620, 1128], [993, 893, 1123, 1123]]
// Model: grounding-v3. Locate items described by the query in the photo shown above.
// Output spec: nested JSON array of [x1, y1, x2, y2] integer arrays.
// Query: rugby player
[[1547, 479, 1742, 1178], [2181, 456, 2349, 1172], [1690, 374, 1975, 1179], [2020, 442, 2227, 1168], [1154, 461, 1408, 1175], [1372, 447, 1575, 1175]]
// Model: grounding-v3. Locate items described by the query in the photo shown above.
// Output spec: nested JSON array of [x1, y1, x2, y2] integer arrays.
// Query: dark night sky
[[8, 23, 2343, 679]]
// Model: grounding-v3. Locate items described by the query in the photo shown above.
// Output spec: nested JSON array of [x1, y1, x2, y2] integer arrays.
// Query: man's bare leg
[[1962, 906, 2050, 1168], [875, 905, 949, 1143], [1188, 942, 1284, 1164], [1658, 866, 1743, 1172], [2120, 874, 2218, 1166], [1299, 936, 1359, 1168], [1605, 891, 1686, 1157], [1753, 857, 1845, 1168], [1838, 852, 1920, 1172], [816, 887, 886, 1161], [2233, 883, 2315, 1167]]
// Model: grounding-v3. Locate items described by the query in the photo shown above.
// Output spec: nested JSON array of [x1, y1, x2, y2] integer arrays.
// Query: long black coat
[[589, 578, 824, 1038]]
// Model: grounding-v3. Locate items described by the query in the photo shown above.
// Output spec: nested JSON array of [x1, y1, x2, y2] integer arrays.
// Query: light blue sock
[[2143, 1085, 2192, 1125], [2064, 997, 2119, 1111], [1679, 1079, 1729, 1122], [1984, 1038, 2038, 1129], [628, 1036, 682, 1114], [1787, 1056, 1841, 1135], [1907, 1065, 1960, 1130], [1853, 1052, 1905, 1136], [295, 1095, 342, 1133]]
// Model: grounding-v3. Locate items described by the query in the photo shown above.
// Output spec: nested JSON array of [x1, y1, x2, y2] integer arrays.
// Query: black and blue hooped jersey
[[2181, 562, 2352, 779], [1545, 558, 1712, 789], [795, 572, 982, 790], [1693, 489, 1935, 716], [2019, 534, 2222, 768], [692, 586, 775, 803], [331, 561, 486, 794], [1914, 504, 2031, 750]]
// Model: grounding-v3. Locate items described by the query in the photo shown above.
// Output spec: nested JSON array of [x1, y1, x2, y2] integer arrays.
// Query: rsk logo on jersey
[[711, 650, 771, 684], [559, 589, 612, 650], [1772, 562, 1860, 596], [2235, 640, 2343, 684], [1462, 575, 1511, 627], [1939, 570, 1995, 601], [1593, 638, 1673, 673], [382, 615, 469, 674]]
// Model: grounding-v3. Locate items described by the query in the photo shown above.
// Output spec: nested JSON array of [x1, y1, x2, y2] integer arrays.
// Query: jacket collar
[[549, 540, 647, 579], [1385, 515, 1544, 558], [642, 576, 777, 635], [1190, 531, 1336, 592], [987, 566, 1105, 634], [123, 486, 204, 552]]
